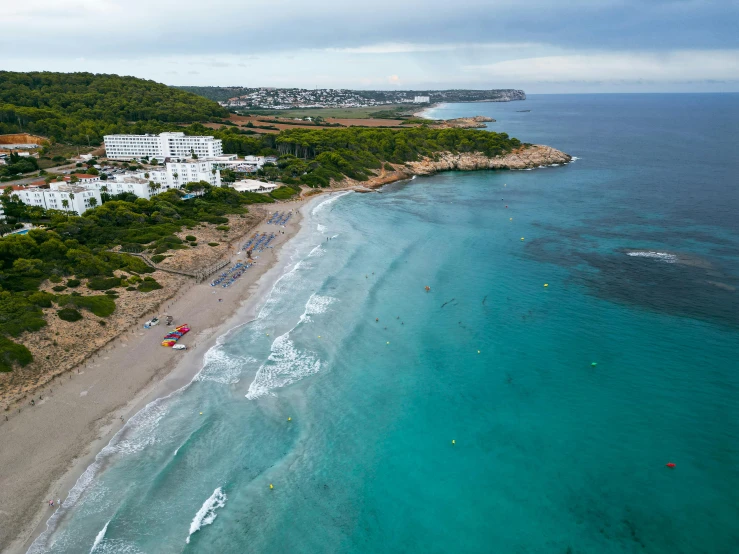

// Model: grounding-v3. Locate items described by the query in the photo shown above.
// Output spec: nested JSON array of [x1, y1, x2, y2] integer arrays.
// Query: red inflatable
[[666, 462, 676, 468]]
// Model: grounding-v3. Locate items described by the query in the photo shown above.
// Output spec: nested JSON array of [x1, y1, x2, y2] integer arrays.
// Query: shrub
[[216, 225, 230, 232], [185, 235, 197, 242], [87, 277, 122, 290], [52, 285, 67, 292], [190, 242, 197, 247], [384, 163, 395, 171], [151, 254, 168, 264], [57, 294, 116, 317], [49, 274, 63, 284], [126, 286, 137, 291], [138, 278, 163, 292], [270, 186, 298, 200], [208, 242, 219, 247], [57, 308, 83, 322], [0, 336, 33, 372], [66, 279, 81, 288]]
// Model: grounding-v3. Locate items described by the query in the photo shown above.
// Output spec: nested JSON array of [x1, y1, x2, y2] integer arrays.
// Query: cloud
[[463, 50, 739, 83], [386, 74, 401, 85], [1, 0, 738, 92], [325, 42, 542, 54]]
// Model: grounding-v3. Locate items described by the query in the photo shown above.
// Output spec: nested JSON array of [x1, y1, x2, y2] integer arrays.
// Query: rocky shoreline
[[338, 145, 572, 190]]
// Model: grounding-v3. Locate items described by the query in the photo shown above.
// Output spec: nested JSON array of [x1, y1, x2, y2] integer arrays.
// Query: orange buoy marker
[[666, 462, 676, 468], [425, 286, 430, 292]]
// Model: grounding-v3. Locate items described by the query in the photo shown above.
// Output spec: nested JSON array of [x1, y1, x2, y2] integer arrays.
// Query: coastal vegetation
[[272, 127, 521, 187], [0, 72, 227, 144], [0, 183, 257, 371]]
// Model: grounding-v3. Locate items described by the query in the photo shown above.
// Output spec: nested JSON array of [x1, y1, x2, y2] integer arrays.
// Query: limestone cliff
[[333, 144, 571, 190], [406, 145, 571, 172]]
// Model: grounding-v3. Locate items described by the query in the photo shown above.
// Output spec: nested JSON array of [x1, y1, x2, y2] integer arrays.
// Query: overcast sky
[[3, 0, 739, 92]]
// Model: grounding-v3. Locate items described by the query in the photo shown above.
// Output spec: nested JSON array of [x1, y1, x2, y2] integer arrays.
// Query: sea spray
[[186, 487, 227, 544]]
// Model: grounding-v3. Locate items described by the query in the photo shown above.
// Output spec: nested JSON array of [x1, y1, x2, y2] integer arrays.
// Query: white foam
[[246, 334, 322, 399], [626, 251, 677, 263], [194, 347, 256, 385], [305, 294, 336, 316], [311, 191, 351, 216], [317, 223, 327, 233], [90, 520, 110, 553], [186, 487, 227, 544]]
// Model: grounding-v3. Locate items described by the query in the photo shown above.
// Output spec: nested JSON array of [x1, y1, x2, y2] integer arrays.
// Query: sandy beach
[[0, 197, 310, 553]]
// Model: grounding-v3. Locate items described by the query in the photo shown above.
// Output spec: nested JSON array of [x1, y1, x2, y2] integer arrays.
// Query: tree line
[[0, 72, 228, 145]]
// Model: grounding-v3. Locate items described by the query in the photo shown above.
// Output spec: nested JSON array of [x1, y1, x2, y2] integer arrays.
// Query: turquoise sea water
[[31, 94, 739, 553]]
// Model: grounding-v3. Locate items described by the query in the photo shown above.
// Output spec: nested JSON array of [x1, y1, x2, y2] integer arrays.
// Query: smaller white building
[[13, 184, 101, 214], [231, 180, 278, 193], [161, 159, 222, 188], [107, 176, 162, 199], [414, 96, 431, 103]]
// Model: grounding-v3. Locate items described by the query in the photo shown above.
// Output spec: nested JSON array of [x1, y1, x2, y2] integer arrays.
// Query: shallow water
[[32, 94, 739, 553]]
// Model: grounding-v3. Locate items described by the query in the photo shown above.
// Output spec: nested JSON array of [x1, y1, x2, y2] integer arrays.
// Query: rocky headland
[[336, 144, 572, 190]]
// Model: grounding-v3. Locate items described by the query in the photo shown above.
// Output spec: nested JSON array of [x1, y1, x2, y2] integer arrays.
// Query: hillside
[[0, 72, 228, 144]]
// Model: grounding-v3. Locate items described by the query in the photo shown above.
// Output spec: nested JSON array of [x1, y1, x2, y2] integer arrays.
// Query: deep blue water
[[32, 94, 739, 553]]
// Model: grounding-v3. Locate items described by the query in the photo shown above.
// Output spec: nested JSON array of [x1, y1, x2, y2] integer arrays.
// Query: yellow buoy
[[386, 341, 390, 345], [199, 412, 203, 415], [520, 237, 525, 241], [477, 350, 481, 354], [544, 284, 549, 287], [318, 335, 321, 338], [288, 417, 292, 421], [509, 218, 512, 221], [452, 439, 456, 445], [269, 483, 274, 490]]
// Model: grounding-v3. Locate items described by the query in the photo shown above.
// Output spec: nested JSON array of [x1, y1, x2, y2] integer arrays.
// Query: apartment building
[[103, 132, 223, 161]]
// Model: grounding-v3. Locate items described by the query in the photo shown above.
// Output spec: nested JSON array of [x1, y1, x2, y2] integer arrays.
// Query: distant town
[[178, 87, 526, 110]]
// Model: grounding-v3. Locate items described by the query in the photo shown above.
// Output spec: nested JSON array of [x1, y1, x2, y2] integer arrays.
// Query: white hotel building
[[103, 132, 223, 161], [13, 183, 102, 215]]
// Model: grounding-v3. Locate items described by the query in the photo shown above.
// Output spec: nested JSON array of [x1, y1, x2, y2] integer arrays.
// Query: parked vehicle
[[144, 317, 160, 328]]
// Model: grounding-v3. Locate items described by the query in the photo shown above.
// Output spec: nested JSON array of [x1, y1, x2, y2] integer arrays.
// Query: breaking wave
[[186, 487, 227, 544], [90, 520, 109, 552], [246, 292, 335, 399], [311, 191, 352, 216], [626, 251, 677, 263]]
